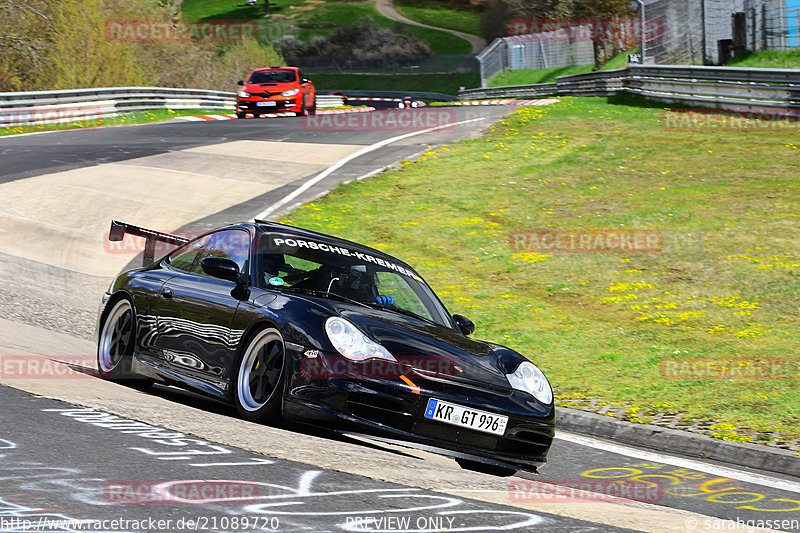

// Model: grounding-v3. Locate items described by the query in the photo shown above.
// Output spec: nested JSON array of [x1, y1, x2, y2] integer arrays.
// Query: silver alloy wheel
[[98, 299, 133, 374], [237, 328, 285, 412]]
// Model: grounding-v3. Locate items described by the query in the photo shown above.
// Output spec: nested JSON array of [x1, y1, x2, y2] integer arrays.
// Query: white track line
[[252, 117, 486, 220], [556, 431, 800, 494]]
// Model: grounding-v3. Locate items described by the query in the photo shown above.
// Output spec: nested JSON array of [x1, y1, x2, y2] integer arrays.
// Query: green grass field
[[180, 0, 304, 21], [282, 98, 800, 447], [489, 66, 594, 87], [488, 51, 635, 87], [181, 0, 471, 55], [728, 49, 800, 68], [394, 0, 483, 37]]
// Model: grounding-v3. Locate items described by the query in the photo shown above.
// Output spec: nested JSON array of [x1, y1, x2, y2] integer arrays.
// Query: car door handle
[[162, 288, 174, 299]]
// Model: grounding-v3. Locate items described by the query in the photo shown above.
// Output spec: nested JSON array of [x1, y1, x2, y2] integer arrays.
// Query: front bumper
[[283, 349, 555, 471], [236, 96, 301, 113]]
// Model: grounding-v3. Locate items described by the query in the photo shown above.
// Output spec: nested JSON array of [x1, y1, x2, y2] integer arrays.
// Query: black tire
[[456, 458, 517, 477], [96, 297, 153, 390], [299, 100, 306, 116], [233, 327, 286, 422], [253, 113, 261, 119], [236, 112, 246, 119], [307, 99, 316, 115]]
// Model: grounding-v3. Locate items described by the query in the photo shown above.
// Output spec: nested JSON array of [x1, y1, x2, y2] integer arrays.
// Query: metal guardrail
[[0, 87, 346, 127], [317, 90, 458, 101], [0, 87, 235, 127], [459, 65, 800, 111]]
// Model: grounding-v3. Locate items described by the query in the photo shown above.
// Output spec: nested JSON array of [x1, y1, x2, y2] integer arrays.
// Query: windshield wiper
[[280, 286, 372, 309], [376, 303, 437, 325]]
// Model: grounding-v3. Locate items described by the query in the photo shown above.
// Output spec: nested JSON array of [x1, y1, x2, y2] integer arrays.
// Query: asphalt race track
[[1, 107, 798, 533]]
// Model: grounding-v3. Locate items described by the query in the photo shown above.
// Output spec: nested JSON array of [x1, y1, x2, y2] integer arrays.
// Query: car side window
[[167, 237, 207, 274], [168, 230, 250, 275], [203, 230, 250, 273]]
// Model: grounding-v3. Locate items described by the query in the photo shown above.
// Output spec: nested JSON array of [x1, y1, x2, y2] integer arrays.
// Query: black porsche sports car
[[97, 220, 554, 476]]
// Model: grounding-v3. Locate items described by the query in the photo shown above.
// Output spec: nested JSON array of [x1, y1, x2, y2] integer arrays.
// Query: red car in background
[[236, 66, 316, 118]]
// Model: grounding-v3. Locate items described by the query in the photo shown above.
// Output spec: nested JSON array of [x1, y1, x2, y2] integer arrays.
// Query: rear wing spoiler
[[108, 220, 190, 266]]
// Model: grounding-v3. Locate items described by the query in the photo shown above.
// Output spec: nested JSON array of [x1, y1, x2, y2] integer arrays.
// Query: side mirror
[[237, 80, 244, 86], [301, 78, 309, 83], [200, 257, 239, 282], [452, 314, 475, 336]]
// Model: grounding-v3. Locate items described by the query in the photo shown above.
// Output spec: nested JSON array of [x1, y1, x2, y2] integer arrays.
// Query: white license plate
[[424, 398, 508, 436], [256, 101, 277, 107]]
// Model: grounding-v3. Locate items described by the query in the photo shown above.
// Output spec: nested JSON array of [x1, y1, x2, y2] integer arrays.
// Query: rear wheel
[[236, 112, 246, 119], [234, 327, 286, 422], [97, 297, 152, 389]]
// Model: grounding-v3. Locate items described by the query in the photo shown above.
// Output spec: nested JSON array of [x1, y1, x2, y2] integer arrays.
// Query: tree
[[573, 0, 635, 68], [0, 0, 55, 90], [481, 0, 574, 41], [49, 0, 153, 89]]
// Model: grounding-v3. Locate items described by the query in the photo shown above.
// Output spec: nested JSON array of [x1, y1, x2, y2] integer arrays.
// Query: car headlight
[[237, 90, 250, 98], [325, 317, 396, 362], [506, 361, 552, 404], [281, 88, 300, 97]]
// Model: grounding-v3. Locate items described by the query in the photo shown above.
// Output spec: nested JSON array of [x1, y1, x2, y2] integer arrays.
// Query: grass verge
[[0, 109, 229, 137], [312, 73, 478, 95], [489, 66, 594, 87], [727, 49, 800, 68], [488, 51, 635, 87], [281, 97, 800, 448]]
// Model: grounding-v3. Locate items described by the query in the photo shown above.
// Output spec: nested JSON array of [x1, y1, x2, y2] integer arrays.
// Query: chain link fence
[[643, 0, 791, 65], [477, 29, 595, 87], [475, 1, 797, 88]]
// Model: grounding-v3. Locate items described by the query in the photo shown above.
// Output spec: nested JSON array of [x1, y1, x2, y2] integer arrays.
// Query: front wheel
[[234, 327, 286, 422], [97, 297, 152, 389], [236, 112, 246, 119]]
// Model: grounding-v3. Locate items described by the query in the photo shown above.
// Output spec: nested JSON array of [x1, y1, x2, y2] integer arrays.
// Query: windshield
[[248, 70, 296, 83], [256, 233, 452, 328]]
